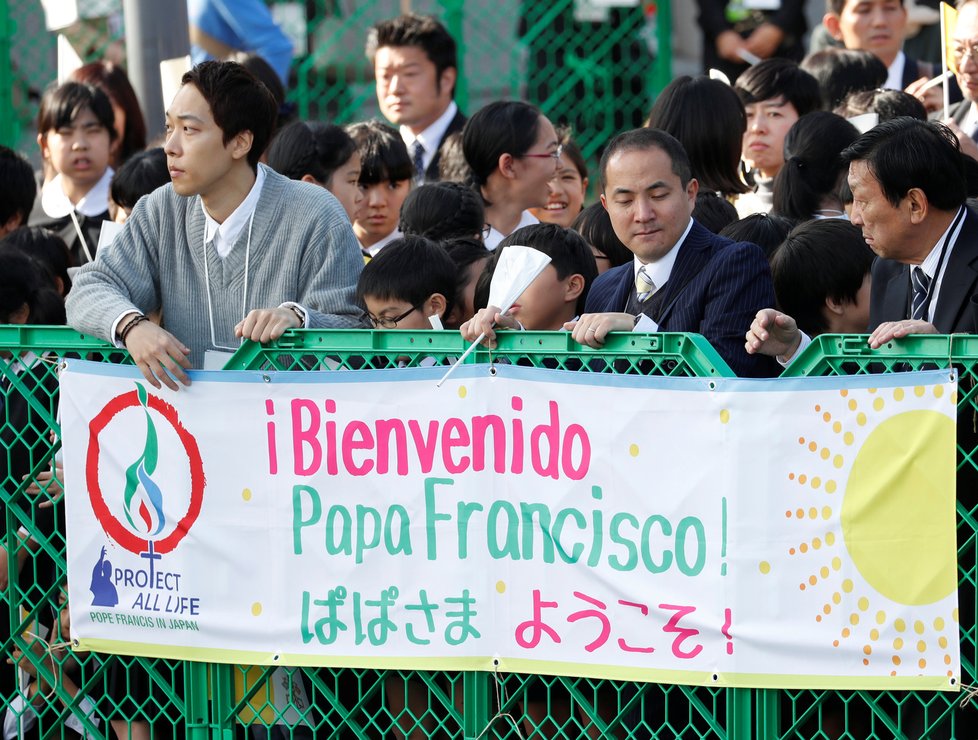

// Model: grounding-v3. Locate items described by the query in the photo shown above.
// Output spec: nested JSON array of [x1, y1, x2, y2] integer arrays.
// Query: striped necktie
[[412, 140, 426, 184], [911, 266, 931, 321], [635, 265, 656, 303]]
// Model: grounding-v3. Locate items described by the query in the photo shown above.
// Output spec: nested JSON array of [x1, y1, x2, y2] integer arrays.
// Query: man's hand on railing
[[124, 322, 192, 391], [564, 313, 635, 348], [868, 320, 939, 349]]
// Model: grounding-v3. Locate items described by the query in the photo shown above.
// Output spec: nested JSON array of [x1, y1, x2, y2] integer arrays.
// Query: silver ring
[[586, 327, 596, 333]]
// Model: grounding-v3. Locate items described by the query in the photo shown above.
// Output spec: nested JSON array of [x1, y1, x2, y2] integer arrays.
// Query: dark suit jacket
[[584, 220, 780, 377], [426, 109, 466, 183], [943, 99, 975, 139], [869, 204, 978, 333]]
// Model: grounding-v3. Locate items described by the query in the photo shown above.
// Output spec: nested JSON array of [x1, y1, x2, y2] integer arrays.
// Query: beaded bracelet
[[119, 314, 149, 343]]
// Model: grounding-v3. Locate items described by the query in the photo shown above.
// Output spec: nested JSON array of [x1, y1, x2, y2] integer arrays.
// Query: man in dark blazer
[[847, 118, 978, 343], [569, 128, 779, 378], [747, 117, 978, 359], [367, 14, 466, 184]]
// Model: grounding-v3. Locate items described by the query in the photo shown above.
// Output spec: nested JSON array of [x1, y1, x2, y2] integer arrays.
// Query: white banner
[[61, 361, 960, 691]]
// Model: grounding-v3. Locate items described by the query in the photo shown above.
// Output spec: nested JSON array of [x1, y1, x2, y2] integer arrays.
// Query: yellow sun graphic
[[773, 383, 958, 679]]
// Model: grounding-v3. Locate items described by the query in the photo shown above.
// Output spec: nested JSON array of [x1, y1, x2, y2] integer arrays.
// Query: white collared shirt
[[484, 210, 540, 251], [40, 168, 114, 218], [631, 216, 694, 291], [963, 104, 978, 139], [201, 165, 266, 258], [915, 206, 965, 322], [400, 101, 459, 177], [884, 51, 907, 91], [362, 228, 403, 257]]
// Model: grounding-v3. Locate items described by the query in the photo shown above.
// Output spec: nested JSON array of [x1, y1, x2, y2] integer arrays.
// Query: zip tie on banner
[[958, 682, 978, 709], [475, 657, 523, 740]]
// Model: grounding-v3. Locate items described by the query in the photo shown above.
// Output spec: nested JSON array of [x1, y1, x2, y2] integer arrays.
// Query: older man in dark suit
[[569, 127, 779, 377], [747, 117, 978, 359]]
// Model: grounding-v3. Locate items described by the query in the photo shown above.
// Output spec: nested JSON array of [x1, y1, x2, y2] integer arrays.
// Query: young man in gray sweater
[[66, 61, 366, 390]]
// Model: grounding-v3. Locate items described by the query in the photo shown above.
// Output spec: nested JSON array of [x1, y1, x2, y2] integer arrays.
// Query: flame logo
[[122, 384, 166, 537]]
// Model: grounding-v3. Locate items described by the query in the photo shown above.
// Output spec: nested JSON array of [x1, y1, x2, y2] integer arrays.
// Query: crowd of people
[[4, 0, 978, 735]]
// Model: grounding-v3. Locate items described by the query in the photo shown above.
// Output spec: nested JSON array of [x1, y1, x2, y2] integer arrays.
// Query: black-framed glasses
[[953, 43, 978, 67], [363, 303, 421, 329], [519, 143, 563, 161]]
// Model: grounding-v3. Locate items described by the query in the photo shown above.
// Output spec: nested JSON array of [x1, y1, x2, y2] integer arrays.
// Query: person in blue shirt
[[188, 0, 293, 86]]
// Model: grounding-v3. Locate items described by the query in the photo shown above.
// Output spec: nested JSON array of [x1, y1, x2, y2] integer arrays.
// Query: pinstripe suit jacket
[[584, 219, 780, 377]]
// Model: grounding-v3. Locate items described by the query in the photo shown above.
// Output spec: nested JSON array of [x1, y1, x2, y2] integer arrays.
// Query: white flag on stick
[[437, 245, 552, 387]]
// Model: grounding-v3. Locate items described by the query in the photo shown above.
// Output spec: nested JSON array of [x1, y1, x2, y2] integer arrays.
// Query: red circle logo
[[86, 390, 205, 554]]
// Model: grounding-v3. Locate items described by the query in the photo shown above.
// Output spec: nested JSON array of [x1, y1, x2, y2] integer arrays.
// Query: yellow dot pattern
[[251, 603, 262, 617], [629, 443, 640, 457], [458, 386, 467, 399], [495, 581, 506, 594], [242, 488, 252, 501], [759, 561, 771, 574], [720, 409, 730, 424]]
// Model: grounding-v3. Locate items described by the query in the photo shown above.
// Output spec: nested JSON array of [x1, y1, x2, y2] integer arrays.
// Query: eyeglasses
[[952, 44, 978, 67], [519, 143, 563, 161], [364, 303, 420, 329]]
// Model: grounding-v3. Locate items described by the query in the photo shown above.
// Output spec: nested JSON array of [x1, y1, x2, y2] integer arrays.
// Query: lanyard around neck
[[202, 213, 254, 351], [916, 206, 964, 322]]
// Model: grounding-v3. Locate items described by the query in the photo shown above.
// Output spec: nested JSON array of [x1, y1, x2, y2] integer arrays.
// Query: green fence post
[[727, 687, 753, 740], [653, 0, 672, 96], [0, 0, 16, 146], [462, 670, 491, 740], [756, 688, 781, 740], [441, 0, 466, 113], [184, 661, 213, 740], [209, 664, 237, 740]]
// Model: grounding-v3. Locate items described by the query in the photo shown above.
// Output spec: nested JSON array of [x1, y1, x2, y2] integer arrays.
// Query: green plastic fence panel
[[774, 334, 978, 740], [21, 327, 976, 738], [0, 326, 206, 740], [220, 328, 735, 739], [223, 328, 731, 378]]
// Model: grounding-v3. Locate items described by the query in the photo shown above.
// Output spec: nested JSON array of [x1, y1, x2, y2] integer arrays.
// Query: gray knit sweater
[[66, 165, 366, 367]]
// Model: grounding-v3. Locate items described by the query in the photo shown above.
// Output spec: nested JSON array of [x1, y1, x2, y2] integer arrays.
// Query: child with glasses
[[356, 235, 455, 333]]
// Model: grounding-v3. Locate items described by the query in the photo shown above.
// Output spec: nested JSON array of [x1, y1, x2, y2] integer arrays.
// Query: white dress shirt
[[400, 101, 459, 178]]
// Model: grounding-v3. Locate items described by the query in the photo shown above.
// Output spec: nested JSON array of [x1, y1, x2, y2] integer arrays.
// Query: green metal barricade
[[4, 326, 739, 738], [0, 326, 209, 740], [772, 334, 978, 740], [5, 327, 975, 738]]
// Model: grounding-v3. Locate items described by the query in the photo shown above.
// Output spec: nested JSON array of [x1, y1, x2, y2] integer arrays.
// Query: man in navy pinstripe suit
[[567, 128, 779, 377]]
